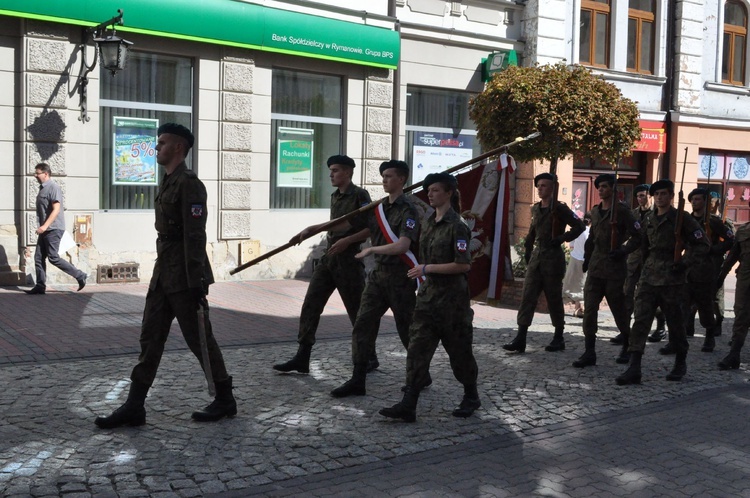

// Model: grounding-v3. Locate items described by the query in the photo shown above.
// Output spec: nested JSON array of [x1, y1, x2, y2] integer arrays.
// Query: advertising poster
[[112, 117, 159, 186], [727, 155, 750, 181], [277, 127, 314, 188], [412, 132, 474, 183]]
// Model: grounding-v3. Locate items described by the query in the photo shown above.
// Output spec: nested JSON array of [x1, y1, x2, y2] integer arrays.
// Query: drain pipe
[[389, 0, 401, 159], [660, 0, 678, 181]]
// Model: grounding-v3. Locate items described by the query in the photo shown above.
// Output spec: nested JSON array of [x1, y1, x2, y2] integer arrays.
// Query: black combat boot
[[701, 329, 715, 353], [192, 376, 238, 422], [615, 351, 642, 385], [545, 327, 566, 352], [452, 384, 481, 418], [503, 325, 527, 353], [713, 317, 723, 337], [648, 316, 667, 342], [616, 334, 630, 364], [609, 333, 625, 345], [659, 341, 676, 355], [572, 336, 596, 368], [366, 353, 380, 373], [273, 343, 312, 373], [379, 385, 419, 422], [331, 364, 367, 397], [666, 353, 687, 381], [718, 340, 742, 370], [401, 372, 432, 393], [95, 381, 149, 429]]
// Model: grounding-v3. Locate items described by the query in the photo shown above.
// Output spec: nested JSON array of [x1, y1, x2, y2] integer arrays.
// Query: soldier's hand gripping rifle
[[230, 132, 542, 275], [674, 147, 688, 264]]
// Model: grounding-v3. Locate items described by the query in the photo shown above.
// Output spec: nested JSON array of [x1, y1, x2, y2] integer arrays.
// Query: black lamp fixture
[[77, 9, 133, 122]]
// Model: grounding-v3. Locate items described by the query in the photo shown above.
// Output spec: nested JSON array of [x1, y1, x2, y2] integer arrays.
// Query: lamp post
[[77, 9, 133, 122]]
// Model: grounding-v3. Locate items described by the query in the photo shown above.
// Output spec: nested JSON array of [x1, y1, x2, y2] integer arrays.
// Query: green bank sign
[[0, 0, 400, 69]]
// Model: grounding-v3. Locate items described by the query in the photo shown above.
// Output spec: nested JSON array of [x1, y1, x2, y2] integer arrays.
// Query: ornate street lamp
[[77, 9, 133, 122]]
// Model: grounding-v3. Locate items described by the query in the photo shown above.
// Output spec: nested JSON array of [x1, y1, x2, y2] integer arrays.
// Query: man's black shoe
[[24, 286, 45, 295], [77, 275, 87, 291], [648, 329, 666, 343], [452, 396, 481, 418], [95, 403, 146, 429], [609, 333, 625, 345]]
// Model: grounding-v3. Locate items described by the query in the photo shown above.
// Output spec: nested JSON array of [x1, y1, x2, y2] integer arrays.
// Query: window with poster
[[572, 153, 645, 212], [405, 87, 481, 183], [698, 151, 750, 225]]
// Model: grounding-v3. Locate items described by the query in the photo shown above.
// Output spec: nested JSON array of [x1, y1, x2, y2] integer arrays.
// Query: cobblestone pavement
[[0, 277, 747, 497]]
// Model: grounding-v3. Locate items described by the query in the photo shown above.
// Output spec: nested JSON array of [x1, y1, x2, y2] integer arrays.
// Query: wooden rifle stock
[[230, 132, 542, 275]]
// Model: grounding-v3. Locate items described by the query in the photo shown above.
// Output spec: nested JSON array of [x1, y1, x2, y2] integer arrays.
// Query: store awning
[[633, 119, 666, 153]]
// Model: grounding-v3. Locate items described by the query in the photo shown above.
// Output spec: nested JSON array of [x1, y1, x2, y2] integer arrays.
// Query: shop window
[[698, 150, 750, 224], [723, 0, 748, 85], [405, 87, 480, 183], [99, 52, 193, 210], [627, 0, 655, 74], [580, 0, 611, 68], [270, 69, 342, 210]]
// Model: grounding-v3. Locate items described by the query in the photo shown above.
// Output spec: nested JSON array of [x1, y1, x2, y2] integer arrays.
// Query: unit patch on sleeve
[[191, 204, 203, 218], [405, 218, 416, 230], [457, 239, 468, 253]]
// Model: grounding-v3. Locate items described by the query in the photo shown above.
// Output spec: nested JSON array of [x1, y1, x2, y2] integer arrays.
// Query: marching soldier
[[616, 180, 710, 385], [503, 173, 585, 353], [273, 155, 371, 374], [95, 123, 236, 428], [330, 160, 421, 398], [574, 174, 641, 368]]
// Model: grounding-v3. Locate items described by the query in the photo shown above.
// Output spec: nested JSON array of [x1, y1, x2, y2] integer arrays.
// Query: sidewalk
[[0, 277, 746, 497]]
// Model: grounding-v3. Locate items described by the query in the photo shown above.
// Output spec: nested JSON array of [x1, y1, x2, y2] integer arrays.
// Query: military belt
[[157, 232, 183, 241]]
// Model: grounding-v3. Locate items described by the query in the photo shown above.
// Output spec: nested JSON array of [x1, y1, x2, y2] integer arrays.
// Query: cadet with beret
[[679, 188, 733, 352], [331, 160, 421, 398], [574, 174, 642, 368], [716, 201, 750, 370], [380, 172, 479, 422], [504, 172, 585, 353], [95, 123, 236, 428], [616, 179, 710, 385], [273, 155, 372, 374]]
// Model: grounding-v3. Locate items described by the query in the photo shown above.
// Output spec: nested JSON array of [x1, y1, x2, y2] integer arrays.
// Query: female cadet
[[379, 172, 479, 422]]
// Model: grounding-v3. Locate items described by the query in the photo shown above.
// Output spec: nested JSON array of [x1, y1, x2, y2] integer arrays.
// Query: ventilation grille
[[97, 263, 140, 284]]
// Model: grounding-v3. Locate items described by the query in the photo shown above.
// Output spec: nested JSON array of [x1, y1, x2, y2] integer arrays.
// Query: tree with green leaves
[[469, 62, 641, 167]]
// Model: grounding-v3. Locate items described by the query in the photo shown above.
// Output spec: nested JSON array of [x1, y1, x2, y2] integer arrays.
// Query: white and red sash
[[375, 203, 426, 287]]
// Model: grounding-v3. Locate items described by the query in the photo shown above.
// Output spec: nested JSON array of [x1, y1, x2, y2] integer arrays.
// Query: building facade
[[0, 0, 523, 285]]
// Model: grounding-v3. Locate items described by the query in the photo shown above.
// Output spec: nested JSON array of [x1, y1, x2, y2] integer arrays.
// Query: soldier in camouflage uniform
[[573, 174, 642, 368], [331, 160, 421, 398], [680, 188, 733, 352], [616, 180, 710, 385], [615, 184, 668, 345], [716, 207, 750, 370], [273, 155, 371, 374], [503, 173, 585, 353], [380, 172, 479, 422], [95, 123, 236, 428]]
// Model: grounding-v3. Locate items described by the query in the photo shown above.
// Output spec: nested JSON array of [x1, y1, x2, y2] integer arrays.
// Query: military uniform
[[405, 208, 477, 391], [624, 206, 654, 317], [628, 207, 709, 356], [131, 162, 229, 388], [517, 201, 585, 329], [683, 213, 733, 343], [718, 223, 750, 368], [297, 183, 371, 346], [351, 193, 420, 366], [576, 200, 641, 365]]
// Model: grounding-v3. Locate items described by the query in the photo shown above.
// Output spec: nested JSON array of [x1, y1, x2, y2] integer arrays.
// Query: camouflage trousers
[[730, 274, 750, 349], [405, 283, 477, 389], [297, 253, 365, 346], [624, 267, 665, 324], [629, 282, 688, 355], [131, 281, 229, 388], [683, 280, 717, 334], [351, 265, 416, 365], [583, 276, 631, 340], [517, 266, 565, 329]]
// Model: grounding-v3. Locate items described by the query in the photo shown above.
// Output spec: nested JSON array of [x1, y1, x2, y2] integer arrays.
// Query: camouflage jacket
[[419, 207, 472, 293], [584, 201, 642, 280], [367, 193, 420, 267], [525, 201, 585, 277], [720, 223, 750, 281], [327, 183, 372, 255]]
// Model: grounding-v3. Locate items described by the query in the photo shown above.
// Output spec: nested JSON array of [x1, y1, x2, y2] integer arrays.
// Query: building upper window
[[627, 0, 655, 74], [99, 52, 193, 210], [723, 0, 748, 85], [270, 69, 343, 209], [580, 0, 611, 68]]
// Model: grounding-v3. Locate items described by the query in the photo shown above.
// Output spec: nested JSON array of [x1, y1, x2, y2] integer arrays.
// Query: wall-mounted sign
[[481, 49, 518, 82], [112, 117, 158, 186], [412, 132, 475, 183], [633, 120, 666, 153], [277, 127, 314, 188]]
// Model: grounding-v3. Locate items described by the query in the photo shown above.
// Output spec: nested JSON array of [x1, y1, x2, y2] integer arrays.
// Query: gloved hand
[[190, 287, 208, 309], [582, 259, 590, 273], [609, 248, 627, 260], [524, 248, 532, 264], [671, 261, 687, 273], [549, 236, 565, 247]]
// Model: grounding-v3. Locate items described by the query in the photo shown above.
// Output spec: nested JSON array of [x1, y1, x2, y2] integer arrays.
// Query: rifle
[[550, 139, 562, 238], [674, 147, 688, 263], [196, 302, 216, 396], [230, 132, 542, 275], [704, 153, 713, 240], [610, 157, 620, 251], [722, 161, 733, 223]]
